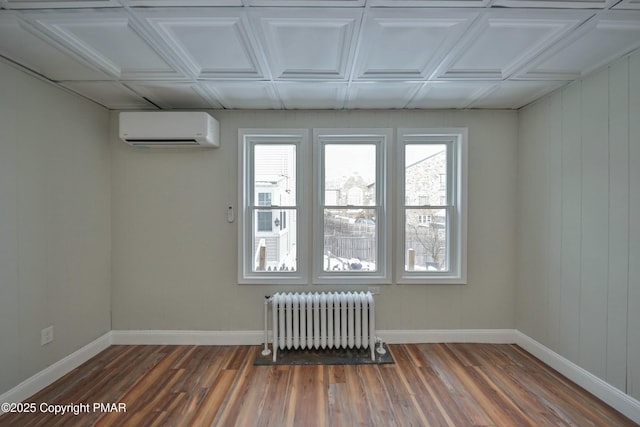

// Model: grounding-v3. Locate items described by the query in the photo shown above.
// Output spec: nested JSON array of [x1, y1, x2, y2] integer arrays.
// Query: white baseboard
[[514, 331, 640, 424], [110, 330, 264, 346], [110, 329, 518, 347], [378, 329, 518, 344], [0, 332, 112, 413]]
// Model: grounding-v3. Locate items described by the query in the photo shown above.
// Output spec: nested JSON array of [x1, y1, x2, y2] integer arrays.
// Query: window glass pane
[[252, 208, 297, 272], [257, 211, 272, 232], [405, 144, 447, 206], [254, 145, 296, 206], [324, 144, 376, 207], [405, 208, 448, 272], [323, 208, 376, 272], [258, 192, 271, 206]]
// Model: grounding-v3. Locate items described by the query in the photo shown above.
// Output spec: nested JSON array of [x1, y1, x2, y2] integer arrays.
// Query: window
[[238, 129, 309, 284], [397, 128, 467, 284], [239, 127, 465, 285], [257, 192, 273, 232], [257, 211, 273, 232], [418, 214, 432, 225], [313, 129, 392, 284], [258, 192, 271, 206]]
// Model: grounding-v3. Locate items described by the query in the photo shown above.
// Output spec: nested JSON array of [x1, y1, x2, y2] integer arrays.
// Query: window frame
[[312, 128, 393, 285], [396, 128, 468, 285], [237, 129, 310, 285]]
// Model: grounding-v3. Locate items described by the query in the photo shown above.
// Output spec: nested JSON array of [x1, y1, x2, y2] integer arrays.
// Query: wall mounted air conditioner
[[119, 111, 219, 148]]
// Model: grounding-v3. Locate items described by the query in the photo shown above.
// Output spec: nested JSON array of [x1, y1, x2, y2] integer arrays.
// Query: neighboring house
[[254, 146, 297, 271], [404, 149, 447, 270]]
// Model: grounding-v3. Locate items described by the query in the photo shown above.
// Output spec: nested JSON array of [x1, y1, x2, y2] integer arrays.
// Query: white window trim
[[312, 128, 393, 285], [396, 128, 468, 285], [237, 129, 310, 285]]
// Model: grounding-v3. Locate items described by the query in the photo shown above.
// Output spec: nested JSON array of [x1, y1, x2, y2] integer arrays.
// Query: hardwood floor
[[0, 343, 636, 426]]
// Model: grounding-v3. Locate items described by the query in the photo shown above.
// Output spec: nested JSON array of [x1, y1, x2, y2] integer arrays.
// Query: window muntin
[[398, 129, 467, 284]]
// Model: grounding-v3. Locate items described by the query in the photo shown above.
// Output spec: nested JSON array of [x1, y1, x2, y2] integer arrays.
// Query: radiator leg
[[376, 337, 387, 358], [262, 296, 272, 357], [273, 294, 279, 362]]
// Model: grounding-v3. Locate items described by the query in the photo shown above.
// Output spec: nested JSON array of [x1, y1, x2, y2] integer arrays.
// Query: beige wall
[[111, 109, 518, 332], [0, 60, 111, 394], [516, 51, 640, 399]]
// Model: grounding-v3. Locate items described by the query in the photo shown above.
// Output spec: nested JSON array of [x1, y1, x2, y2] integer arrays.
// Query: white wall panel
[[547, 91, 563, 352], [518, 50, 640, 400], [606, 58, 630, 392], [578, 69, 609, 379], [559, 81, 582, 363], [628, 51, 640, 400]]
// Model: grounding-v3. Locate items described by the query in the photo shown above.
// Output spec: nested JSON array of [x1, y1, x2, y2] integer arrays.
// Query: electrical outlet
[[367, 286, 381, 295], [41, 326, 54, 346]]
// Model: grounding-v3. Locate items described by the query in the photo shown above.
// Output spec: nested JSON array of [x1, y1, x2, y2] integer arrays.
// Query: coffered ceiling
[[1, 0, 639, 110]]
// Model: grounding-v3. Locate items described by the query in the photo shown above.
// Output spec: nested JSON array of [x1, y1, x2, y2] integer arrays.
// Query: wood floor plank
[[419, 344, 496, 425], [254, 366, 292, 427], [0, 343, 637, 427]]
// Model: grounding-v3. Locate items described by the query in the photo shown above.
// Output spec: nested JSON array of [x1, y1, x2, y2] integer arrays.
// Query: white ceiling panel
[[22, 9, 185, 79], [275, 82, 347, 109], [369, 0, 491, 6], [138, 9, 266, 80], [354, 9, 479, 80], [60, 81, 155, 108], [408, 81, 496, 108], [1, 0, 119, 9], [469, 80, 566, 109], [0, 14, 109, 80], [492, 0, 614, 8], [614, 0, 640, 8], [434, 10, 593, 80], [250, 8, 361, 80], [346, 82, 421, 109], [202, 81, 282, 109], [1, 4, 636, 110], [518, 12, 640, 79], [127, 0, 242, 6], [247, 0, 365, 5], [124, 81, 219, 109]]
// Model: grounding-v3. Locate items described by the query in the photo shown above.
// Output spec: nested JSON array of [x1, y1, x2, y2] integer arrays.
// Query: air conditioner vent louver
[[119, 112, 219, 148]]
